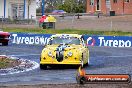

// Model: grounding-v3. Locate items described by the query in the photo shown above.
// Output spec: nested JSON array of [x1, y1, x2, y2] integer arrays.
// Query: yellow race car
[[40, 34, 89, 69]]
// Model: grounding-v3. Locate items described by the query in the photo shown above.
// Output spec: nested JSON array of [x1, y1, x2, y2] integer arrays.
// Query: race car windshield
[[49, 37, 81, 45]]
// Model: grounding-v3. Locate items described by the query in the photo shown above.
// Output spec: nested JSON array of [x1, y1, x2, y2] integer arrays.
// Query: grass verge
[[3, 28, 132, 36], [0, 57, 16, 69]]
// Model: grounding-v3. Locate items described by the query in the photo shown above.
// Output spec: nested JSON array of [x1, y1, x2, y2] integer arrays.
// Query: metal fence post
[[2, 16, 4, 28], [62, 14, 64, 19], [77, 14, 80, 19], [110, 21, 113, 30], [31, 15, 32, 24], [98, 13, 100, 18], [71, 14, 75, 29]]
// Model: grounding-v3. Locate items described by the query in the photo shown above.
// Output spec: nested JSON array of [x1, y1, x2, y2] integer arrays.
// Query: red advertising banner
[[76, 67, 131, 84]]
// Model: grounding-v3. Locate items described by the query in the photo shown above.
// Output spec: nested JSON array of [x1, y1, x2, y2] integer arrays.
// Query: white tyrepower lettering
[[98, 37, 131, 47], [12, 34, 49, 45]]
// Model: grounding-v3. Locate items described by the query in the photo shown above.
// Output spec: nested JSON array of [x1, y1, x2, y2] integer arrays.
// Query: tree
[[57, 0, 86, 13], [36, 0, 62, 13], [36, 0, 86, 13], [74, 0, 86, 13]]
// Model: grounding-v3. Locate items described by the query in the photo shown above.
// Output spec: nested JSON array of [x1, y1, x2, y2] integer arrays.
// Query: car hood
[[45, 44, 83, 51], [0, 31, 10, 35]]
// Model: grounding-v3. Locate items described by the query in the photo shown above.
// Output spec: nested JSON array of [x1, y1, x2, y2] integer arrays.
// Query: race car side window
[[48, 38, 53, 45], [81, 38, 87, 47]]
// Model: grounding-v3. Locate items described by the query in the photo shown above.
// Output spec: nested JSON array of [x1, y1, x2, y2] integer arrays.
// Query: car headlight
[[48, 51, 52, 57], [67, 52, 73, 57]]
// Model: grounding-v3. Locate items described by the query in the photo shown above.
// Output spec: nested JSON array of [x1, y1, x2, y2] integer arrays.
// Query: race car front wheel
[[2, 42, 8, 46], [86, 58, 90, 66], [40, 64, 47, 70]]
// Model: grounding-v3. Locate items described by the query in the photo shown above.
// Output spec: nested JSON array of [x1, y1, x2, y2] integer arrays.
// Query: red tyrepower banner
[[76, 67, 131, 84]]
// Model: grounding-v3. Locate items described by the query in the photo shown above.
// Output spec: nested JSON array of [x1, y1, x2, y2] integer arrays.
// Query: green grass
[[0, 58, 15, 69], [3, 28, 132, 36], [0, 62, 8, 69]]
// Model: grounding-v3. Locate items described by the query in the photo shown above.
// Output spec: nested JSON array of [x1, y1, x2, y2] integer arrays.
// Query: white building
[[0, 0, 36, 19]]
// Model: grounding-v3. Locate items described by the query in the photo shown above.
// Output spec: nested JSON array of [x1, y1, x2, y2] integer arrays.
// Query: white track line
[[7, 54, 40, 57]]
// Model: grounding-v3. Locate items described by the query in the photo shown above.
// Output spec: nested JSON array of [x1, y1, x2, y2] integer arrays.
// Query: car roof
[[51, 34, 82, 38]]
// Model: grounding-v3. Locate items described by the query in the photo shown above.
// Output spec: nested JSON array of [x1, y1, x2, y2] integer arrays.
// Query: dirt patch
[[55, 15, 132, 32], [0, 56, 21, 69], [1, 15, 132, 32]]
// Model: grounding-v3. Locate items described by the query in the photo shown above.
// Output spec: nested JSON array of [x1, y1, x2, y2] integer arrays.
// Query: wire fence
[[0, 16, 39, 29], [55, 14, 132, 32], [0, 14, 132, 32]]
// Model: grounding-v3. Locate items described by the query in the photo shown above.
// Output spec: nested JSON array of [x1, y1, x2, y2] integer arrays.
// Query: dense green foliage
[[57, 0, 86, 13], [36, 0, 86, 13], [0, 58, 15, 69]]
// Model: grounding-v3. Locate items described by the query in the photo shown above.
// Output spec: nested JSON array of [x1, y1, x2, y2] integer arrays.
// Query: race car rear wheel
[[76, 76, 86, 85], [87, 58, 90, 66], [84, 58, 89, 67], [2, 42, 8, 46], [40, 64, 47, 70]]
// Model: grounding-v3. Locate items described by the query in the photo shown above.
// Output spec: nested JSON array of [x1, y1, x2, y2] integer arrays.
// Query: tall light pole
[[42, 0, 45, 15], [28, 0, 31, 23], [4, 0, 6, 18], [24, 0, 26, 19]]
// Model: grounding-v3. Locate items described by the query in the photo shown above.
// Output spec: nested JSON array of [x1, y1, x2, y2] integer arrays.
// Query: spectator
[[39, 15, 47, 27]]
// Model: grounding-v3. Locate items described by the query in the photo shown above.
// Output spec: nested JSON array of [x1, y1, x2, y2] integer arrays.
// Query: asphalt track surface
[[0, 43, 132, 86]]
